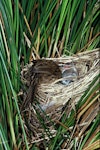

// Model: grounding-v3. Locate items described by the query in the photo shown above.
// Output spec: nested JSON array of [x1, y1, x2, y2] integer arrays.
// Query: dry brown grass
[[21, 48, 99, 148]]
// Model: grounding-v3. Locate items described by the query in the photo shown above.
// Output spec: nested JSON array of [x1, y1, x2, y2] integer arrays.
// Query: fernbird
[[21, 59, 62, 110]]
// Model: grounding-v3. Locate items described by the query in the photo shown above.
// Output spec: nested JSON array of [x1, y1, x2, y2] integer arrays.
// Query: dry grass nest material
[[20, 49, 99, 145]]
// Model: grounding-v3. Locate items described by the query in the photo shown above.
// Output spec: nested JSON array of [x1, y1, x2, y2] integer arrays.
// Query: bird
[[21, 59, 62, 110]]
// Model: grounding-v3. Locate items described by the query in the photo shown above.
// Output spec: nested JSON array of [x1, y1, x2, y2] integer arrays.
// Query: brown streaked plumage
[[21, 59, 62, 110]]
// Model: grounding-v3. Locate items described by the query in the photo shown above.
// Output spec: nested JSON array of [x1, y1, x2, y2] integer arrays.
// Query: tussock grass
[[0, 0, 99, 149]]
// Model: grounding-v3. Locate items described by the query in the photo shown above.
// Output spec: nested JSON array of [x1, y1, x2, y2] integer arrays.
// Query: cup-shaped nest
[[20, 48, 99, 144]]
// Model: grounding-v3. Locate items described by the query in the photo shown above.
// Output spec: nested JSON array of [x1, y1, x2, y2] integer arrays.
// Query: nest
[[20, 49, 99, 146]]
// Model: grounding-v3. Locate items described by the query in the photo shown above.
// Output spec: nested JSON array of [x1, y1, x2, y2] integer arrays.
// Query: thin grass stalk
[[0, 125, 10, 150], [80, 114, 99, 150]]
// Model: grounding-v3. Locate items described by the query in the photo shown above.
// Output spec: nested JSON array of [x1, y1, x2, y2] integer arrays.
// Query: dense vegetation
[[0, 0, 99, 149]]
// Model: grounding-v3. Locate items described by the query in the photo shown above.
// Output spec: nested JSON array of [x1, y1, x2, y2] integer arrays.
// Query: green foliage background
[[0, 0, 99, 149]]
